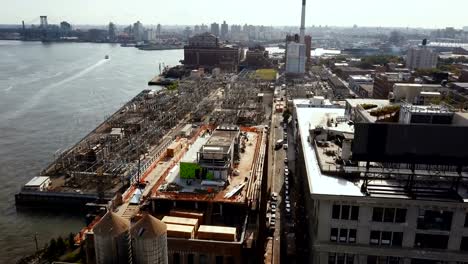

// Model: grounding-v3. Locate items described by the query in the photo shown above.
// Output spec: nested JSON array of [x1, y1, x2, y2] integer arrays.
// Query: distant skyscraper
[[406, 42, 438, 70], [133, 21, 144, 41], [201, 24, 209, 33], [231, 25, 241, 34], [194, 25, 201, 34], [156, 24, 161, 36], [221, 21, 229, 40], [211, 23, 220, 36], [108, 22, 116, 41], [60, 21, 72, 32]]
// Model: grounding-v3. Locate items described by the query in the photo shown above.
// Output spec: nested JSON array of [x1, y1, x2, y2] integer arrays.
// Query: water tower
[[130, 213, 168, 264], [93, 211, 130, 264]]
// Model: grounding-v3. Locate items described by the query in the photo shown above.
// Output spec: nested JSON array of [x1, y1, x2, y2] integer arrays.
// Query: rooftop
[[294, 100, 363, 197], [151, 129, 261, 204], [25, 176, 50, 187]]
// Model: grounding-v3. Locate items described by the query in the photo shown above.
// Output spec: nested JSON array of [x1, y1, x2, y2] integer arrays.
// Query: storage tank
[[130, 213, 168, 264], [93, 211, 130, 264]]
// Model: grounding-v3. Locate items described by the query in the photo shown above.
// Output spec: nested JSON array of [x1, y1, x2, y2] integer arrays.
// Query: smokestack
[[300, 0, 306, 44]]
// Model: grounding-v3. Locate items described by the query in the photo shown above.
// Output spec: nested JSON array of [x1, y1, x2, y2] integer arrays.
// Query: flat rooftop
[[294, 100, 364, 197], [204, 126, 239, 148], [151, 130, 260, 204], [25, 176, 50, 187]]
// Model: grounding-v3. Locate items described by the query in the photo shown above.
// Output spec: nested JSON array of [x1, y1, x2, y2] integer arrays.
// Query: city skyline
[[1, 0, 467, 28]]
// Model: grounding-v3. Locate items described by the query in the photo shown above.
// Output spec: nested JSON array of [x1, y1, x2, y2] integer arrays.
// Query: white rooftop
[[25, 176, 50, 187], [181, 133, 210, 163], [294, 100, 363, 197]]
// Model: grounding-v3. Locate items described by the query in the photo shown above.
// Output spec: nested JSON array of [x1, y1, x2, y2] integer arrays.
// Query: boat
[[104, 55, 109, 59]]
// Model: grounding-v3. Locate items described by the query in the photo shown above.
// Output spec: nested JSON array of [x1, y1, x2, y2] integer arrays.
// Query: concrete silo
[[93, 211, 130, 264], [130, 213, 168, 264]]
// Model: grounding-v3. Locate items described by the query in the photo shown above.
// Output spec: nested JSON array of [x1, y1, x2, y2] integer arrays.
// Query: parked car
[[284, 157, 288, 164]]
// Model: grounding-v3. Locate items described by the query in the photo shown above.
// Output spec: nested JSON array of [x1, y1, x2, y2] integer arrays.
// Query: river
[[0, 40, 183, 262]]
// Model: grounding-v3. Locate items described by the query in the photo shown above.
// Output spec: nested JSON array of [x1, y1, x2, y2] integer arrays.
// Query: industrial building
[[292, 98, 468, 264], [285, 0, 308, 75], [147, 124, 267, 264], [183, 33, 242, 72], [81, 122, 267, 264]]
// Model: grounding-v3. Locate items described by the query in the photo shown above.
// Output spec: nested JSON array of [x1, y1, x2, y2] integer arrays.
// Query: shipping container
[[196, 225, 236, 242]]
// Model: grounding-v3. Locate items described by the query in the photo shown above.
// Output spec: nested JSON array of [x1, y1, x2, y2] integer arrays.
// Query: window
[[370, 231, 380, 245], [384, 208, 395, 222], [372, 207, 384, 222], [339, 229, 348, 242], [216, 256, 224, 264], [461, 237, 468, 251], [330, 228, 338, 242], [392, 232, 403, 247], [330, 228, 357, 244], [417, 210, 453, 231], [332, 205, 341, 219], [373, 207, 407, 223], [395, 209, 407, 223], [329, 253, 354, 264], [199, 254, 208, 264], [370, 231, 404, 247], [414, 234, 449, 249], [226, 257, 235, 264], [332, 204, 359, 221], [368, 256, 402, 264], [351, 206, 359, 220], [174, 253, 181, 264], [349, 229, 357, 243], [341, 206, 350, 220], [188, 254, 195, 264], [381, 232, 391, 245]]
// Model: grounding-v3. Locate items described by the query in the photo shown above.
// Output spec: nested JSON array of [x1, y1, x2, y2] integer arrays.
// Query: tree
[[68, 233, 76, 249], [46, 238, 57, 260], [56, 236, 66, 255]]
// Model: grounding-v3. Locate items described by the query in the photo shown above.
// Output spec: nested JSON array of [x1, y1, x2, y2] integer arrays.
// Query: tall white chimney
[[300, 0, 306, 44]]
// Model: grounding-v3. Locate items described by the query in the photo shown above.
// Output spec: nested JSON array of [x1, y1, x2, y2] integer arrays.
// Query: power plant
[[285, 0, 307, 75]]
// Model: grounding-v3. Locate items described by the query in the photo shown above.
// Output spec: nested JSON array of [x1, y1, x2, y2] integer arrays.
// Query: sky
[[1, 0, 467, 29]]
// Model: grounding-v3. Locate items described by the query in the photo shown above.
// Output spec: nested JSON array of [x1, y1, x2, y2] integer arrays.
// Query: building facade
[[406, 46, 438, 70], [373, 73, 412, 99], [211, 23, 220, 37], [183, 33, 241, 72], [286, 42, 306, 75], [292, 99, 468, 264]]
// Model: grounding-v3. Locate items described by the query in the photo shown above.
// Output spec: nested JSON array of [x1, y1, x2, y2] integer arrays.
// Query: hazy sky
[[1, 0, 467, 28]]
